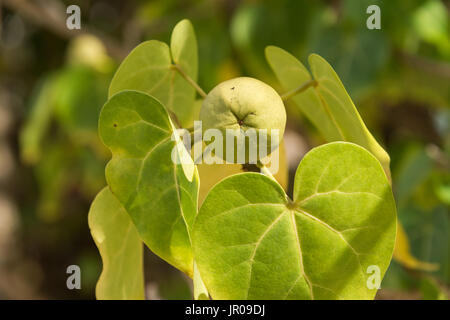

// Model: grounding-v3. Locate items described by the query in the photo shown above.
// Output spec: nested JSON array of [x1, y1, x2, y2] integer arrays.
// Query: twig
[[280, 80, 317, 101], [257, 161, 277, 182], [3, 0, 127, 59], [172, 64, 207, 98], [397, 50, 450, 79]]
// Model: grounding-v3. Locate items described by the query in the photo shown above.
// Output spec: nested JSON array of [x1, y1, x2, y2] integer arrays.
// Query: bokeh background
[[0, 0, 448, 299]]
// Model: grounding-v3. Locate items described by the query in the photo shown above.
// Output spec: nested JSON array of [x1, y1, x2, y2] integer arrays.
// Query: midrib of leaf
[[317, 81, 367, 136], [115, 101, 171, 134], [134, 136, 171, 192], [114, 119, 170, 133], [127, 134, 193, 241], [148, 71, 172, 95], [288, 210, 314, 299], [294, 207, 365, 280], [313, 156, 335, 194], [245, 209, 287, 299], [236, 190, 370, 299], [242, 203, 359, 300], [208, 202, 286, 221], [298, 190, 383, 205], [314, 87, 346, 141], [237, 205, 316, 300]]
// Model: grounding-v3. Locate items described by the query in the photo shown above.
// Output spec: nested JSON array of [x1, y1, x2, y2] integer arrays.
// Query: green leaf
[[108, 19, 198, 127], [265, 47, 391, 179], [20, 76, 56, 164], [88, 187, 145, 300], [193, 142, 396, 299], [99, 90, 199, 276], [53, 66, 108, 133]]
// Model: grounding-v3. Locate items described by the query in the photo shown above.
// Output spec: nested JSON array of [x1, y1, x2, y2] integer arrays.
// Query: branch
[[397, 50, 450, 79], [280, 80, 318, 101], [3, 0, 128, 60], [172, 64, 207, 98]]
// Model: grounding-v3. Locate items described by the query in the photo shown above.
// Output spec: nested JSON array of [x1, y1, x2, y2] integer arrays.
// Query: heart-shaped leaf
[[99, 90, 199, 276], [193, 142, 396, 299], [88, 187, 145, 300], [265, 47, 433, 272], [109, 19, 198, 127], [265, 47, 390, 179]]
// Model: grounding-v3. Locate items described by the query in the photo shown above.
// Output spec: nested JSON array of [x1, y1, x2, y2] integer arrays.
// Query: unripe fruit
[[199, 77, 286, 163]]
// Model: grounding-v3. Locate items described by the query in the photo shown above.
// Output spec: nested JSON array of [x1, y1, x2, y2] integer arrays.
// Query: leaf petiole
[[172, 64, 207, 99], [280, 79, 317, 101], [257, 161, 277, 182]]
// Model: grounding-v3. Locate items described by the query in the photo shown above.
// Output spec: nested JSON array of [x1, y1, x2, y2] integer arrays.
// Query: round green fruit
[[199, 77, 286, 163]]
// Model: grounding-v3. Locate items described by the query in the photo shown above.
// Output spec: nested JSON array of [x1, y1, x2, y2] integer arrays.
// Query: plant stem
[[280, 79, 317, 101], [193, 261, 209, 300], [172, 64, 207, 99], [257, 161, 277, 182]]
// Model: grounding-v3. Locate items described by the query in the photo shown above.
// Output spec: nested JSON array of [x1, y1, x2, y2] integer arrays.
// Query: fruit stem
[[172, 64, 207, 99], [257, 161, 277, 182], [168, 110, 182, 128], [280, 79, 318, 101]]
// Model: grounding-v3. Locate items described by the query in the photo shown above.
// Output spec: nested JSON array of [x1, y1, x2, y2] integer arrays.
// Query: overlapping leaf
[[193, 142, 396, 299], [20, 76, 56, 164], [109, 19, 198, 127], [88, 187, 145, 300], [265, 46, 390, 179], [99, 90, 199, 276], [265, 46, 439, 273]]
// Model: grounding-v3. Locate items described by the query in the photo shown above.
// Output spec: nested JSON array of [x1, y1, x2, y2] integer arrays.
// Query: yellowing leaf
[[88, 187, 145, 300], [393, 223, 439, 272]]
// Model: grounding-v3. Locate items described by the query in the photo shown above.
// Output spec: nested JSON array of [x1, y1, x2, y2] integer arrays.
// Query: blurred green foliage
[[0, 0, 447, 299]]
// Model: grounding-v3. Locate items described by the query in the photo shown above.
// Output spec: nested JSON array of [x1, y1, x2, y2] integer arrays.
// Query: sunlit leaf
[[99, 90, 199, 276], [193, 142, 396, 299], [108, 19, 198, 127], [88, 187, 145, 300], [265, 47, 391, 179], [265, 47, 441, 274]]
